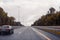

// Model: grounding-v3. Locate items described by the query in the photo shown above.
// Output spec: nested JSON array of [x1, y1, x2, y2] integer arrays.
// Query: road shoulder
[[31, 27, 60, 40]]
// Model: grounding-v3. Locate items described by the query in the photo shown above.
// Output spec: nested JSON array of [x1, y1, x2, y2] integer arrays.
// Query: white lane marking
[[18, 27, 27, 34], [14, 27, 28, 35], [12, 27, 28, 38], [31, 27, 51, 40]]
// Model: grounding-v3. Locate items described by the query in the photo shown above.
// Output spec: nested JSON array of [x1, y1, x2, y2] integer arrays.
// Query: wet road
[[0, 27, 60, 40]]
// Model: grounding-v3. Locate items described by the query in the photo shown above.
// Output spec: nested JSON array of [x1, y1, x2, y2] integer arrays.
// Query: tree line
[[0, 7, 22, 26], [32, 7, 60, 26]]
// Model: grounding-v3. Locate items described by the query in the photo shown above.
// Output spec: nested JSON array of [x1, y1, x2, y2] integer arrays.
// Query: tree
[[0, 7, 23, 26], [49, 7, 55, 14], [32, 7, 60, 26]]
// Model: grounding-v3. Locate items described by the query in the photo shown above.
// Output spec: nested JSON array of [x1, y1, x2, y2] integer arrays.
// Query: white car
[[0, 25, 14, 35]]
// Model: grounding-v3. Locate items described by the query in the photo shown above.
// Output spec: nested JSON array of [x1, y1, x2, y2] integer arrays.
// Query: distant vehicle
[[0, 25, 14, 35]]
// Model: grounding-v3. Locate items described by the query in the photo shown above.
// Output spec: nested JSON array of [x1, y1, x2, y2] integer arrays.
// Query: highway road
[[0, 26, 60, 40]]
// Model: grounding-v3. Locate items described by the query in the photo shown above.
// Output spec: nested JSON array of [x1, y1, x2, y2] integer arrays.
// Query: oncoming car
[[0, 25, 14, 35]]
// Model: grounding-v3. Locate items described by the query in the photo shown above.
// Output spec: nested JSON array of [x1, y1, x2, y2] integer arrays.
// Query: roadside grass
[[34, 27, 60, 36], [40, 29, 60, 35]]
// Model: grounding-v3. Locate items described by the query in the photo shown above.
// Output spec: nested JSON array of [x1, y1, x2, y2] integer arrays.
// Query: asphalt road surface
[[0, 27, 60, 40]]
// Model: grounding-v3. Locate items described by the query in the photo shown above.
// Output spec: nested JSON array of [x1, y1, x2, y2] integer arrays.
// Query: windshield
[[0, 0, 60, 40]]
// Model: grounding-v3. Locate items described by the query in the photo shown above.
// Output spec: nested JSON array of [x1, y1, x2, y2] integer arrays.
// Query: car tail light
[[0, 28, 1, 30]]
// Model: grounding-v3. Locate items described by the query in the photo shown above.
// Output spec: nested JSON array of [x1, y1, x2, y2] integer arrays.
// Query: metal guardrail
[[33, 26, 60, 31], [12, 26, 24, 29], [0, 26, 23, 29]]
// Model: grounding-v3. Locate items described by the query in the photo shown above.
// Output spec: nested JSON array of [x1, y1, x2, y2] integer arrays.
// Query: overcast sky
[[0, 0, 60, 26]]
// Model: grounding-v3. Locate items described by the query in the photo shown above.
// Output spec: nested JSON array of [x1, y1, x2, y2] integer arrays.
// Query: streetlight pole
[[59, 7, 60, 12], [18, 6, 20, 22]]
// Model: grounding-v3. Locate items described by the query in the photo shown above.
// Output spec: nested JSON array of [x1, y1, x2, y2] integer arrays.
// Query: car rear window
[[2, 26, 9, 28]]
